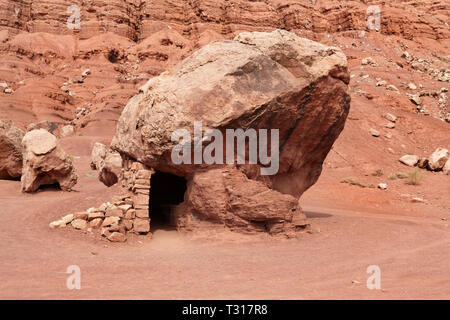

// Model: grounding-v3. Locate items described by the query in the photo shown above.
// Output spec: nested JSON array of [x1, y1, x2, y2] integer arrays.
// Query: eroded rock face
[[21, 129, 78, 192], [111, 30, 350, 234], [175, 168, 306, 235], [0, 120, 24, 179]]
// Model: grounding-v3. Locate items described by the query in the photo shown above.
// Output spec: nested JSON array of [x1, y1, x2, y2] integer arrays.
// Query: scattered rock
[[386, 84, 399, 92], [411, 197, 424, 203], [49, 220, 65, 229], [21, 129, 78, 192], [369, 129, 380, 137], [378, 183, 387, 190], [407, 83, 417, 90], [407, 93, 421, 105], [384, 113, 397, 122], [82, 69, 91, 77], [362, 57, 377, 66], [384, 122, 395, 129]]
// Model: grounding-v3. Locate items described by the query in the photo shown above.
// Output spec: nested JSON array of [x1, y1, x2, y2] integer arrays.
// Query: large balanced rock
[[111, 30, 350, 234], [21, 129, 78, 192], [0, 120, 24, 179]]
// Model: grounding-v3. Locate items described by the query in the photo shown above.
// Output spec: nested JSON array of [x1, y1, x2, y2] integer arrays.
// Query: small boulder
[[378, 183, 387, 190], [443, 159, 450, 175], [98, 151, 123, 187], [369, 129, 380, 137], [399, 154, 419, 167], [49, 220, 65, 229], [428, 148, 449, 171], [0, 120, 24, 179], [21, 129, 78, 192], [384, 113, 397, 122], [90, 142, 107, 170]]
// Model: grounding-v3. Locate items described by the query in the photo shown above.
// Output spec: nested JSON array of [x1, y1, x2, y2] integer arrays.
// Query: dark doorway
[[149, 170, 187, 230]]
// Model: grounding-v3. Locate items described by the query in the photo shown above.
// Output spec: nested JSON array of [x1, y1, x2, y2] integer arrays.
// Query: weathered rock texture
[[0, 120, 24, 179], [21, 129, 78, 192], [90, 142, 123, 187], [111, 30, 350, 235]]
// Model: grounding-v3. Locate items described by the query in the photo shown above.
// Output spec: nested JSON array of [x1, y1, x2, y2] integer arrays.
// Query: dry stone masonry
[[50, 193, 150, 242]]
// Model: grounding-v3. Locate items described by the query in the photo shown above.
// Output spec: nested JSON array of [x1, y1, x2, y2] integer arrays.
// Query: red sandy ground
[[0, 0, 449, 299], [0, 137, 449, 299]]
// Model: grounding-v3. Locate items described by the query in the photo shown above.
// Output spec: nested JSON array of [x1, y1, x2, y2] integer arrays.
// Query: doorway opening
[[149, 170, 187, 231]]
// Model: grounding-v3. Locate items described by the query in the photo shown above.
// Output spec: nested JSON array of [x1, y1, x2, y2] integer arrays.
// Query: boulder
[[443, 159, 450, 175], [90, 142, 108, 170], [428, 148, 449, 171], [110, 30, 350, 234], [0, 120, 24, 179], [399, 154, 419, 167], [21, 129, 78, 192], [98, 151, 123, 187]]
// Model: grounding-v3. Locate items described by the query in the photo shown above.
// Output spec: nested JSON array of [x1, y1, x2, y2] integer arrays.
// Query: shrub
[[405, 168, 422, 185], [340, 177, 367, 188], [371, 169, 384, 177], [396, 172, 409, 179]]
